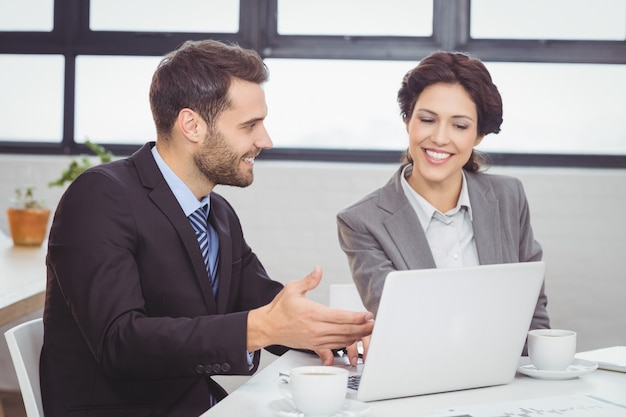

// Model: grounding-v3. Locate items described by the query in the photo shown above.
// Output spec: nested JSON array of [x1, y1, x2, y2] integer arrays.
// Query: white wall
[[1, 155, 625, 353]]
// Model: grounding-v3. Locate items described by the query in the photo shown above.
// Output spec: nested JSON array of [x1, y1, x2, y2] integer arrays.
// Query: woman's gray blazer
[[337, 164, 550, 333]]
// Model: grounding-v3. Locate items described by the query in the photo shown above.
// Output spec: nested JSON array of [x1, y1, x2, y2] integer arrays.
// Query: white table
[[202, 350, 626, 416], [0, 232, 47, 327]]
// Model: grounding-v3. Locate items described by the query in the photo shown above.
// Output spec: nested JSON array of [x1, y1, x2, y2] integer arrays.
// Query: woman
[[337, 51, 549, 340]]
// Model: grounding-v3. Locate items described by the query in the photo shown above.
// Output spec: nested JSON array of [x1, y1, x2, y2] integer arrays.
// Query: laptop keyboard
[[347, 374, 361, 391]]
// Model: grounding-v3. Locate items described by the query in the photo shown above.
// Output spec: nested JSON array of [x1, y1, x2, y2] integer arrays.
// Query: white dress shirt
[[401, 165, 479, 268]]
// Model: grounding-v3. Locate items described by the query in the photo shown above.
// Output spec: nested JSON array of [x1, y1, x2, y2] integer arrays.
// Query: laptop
[[346, 261, 545, 402]]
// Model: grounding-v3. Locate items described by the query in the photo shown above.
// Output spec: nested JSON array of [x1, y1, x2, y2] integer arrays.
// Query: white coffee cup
[[527, 329, 576, 371], [278, 366, 348, 416]]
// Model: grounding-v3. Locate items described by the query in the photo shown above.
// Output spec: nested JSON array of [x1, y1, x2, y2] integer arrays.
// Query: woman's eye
[[454, 124, 469, 130], [419, 118, 434, 123]]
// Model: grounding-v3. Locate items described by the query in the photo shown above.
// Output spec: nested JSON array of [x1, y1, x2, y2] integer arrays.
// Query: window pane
[[471, 0, 626, 40], [90, 0, 239, 32], [0, 0, 53, 31], [478, 62, 626, 155], [264, 59, 626, 156], [0, 55, 63, 142], [264, 59, 410, 150], [75, 56, 161, 144], [277, 0, 432, 36]]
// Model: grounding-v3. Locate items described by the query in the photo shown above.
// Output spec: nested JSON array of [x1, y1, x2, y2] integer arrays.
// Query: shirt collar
[[400, 164, 473, 231], [458, 172, 473, 220], [151, 145, 210, 217]]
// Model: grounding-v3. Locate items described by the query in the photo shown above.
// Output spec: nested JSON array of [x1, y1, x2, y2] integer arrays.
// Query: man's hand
[[247, 266, 374, 358]]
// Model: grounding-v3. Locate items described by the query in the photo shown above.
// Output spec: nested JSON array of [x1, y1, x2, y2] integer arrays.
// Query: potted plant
[[48, 140, 114, 187], [6, 186, 51, 246], [7, 141, 113, 247]]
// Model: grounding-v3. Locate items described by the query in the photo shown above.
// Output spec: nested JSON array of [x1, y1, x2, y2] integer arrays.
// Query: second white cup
[[278, 366, 348, 415], [527, 328, 576, 371]]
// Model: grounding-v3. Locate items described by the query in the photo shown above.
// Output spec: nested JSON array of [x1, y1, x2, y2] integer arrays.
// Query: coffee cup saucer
[[518, 356, 598, 380], [268, 398, 371, 417]]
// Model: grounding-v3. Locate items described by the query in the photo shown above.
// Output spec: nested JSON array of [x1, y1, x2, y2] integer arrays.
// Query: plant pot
[[7, 207, 51, 247]]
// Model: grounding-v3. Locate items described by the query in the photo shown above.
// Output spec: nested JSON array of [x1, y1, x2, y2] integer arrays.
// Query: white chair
[[328, 283, 366, 311], [329, 284, 367, 359], [4, 318, 44, 417]]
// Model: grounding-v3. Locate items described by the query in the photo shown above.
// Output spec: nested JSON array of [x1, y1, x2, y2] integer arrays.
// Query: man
[[41, 39, 373, 417]]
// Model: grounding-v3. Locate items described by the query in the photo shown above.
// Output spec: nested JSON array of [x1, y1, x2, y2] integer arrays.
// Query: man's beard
[[193, 129, 255, 188]]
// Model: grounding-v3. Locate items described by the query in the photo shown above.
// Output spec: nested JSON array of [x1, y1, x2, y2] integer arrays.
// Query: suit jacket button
[[204, 365, 214, 374], [213, 364, 222, 374], [195, 364, 204, 374], [221, 363, 231, 373]]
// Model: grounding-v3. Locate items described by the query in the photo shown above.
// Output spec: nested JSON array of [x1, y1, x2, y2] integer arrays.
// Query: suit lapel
[[384, 205, 436, 269], [379, 166, 436, 269], [132, 143, 217, 311], [466, 172, 502, 264], [377, 167, 503, 269]]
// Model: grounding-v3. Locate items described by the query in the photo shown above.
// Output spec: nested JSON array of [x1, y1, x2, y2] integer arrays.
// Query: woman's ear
[[474, 135, 485, 147], [402, 113, 410, 134]]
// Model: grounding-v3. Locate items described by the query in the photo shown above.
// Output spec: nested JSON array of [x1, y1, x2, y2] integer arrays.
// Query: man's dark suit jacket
[[41, 142, 285, 417]]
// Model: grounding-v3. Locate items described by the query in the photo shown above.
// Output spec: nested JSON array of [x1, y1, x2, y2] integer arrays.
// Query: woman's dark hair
[[149, 40, 269, 139], [397, 51, 503, 172]]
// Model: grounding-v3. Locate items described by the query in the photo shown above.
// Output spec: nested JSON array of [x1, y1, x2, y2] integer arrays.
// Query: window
[[0, 0, 54, 31], [480, 62, 626, 155], [277, 0, 432, 36], [0, 55, 64, 141], [74, 56, 160, 143], [264, 59, 410, 150], [471, 0, 626, 41], [90, 0, 239, 33], [264, 59, 626, 157], [1, 0, 625, 168]]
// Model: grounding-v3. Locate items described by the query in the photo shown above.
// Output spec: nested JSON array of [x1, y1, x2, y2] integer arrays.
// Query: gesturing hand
[[247, 266, 374, 357]]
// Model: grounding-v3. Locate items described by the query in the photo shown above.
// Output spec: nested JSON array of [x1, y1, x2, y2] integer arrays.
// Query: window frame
[[0, 0, 625, 168]]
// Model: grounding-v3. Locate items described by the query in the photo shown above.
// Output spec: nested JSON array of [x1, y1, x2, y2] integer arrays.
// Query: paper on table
[[576, 346, 626, 372], [438, 395, 626, 417]]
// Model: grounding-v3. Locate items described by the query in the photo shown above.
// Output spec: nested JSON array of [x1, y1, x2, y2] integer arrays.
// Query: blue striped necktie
[[189, 205, 219, 295]]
